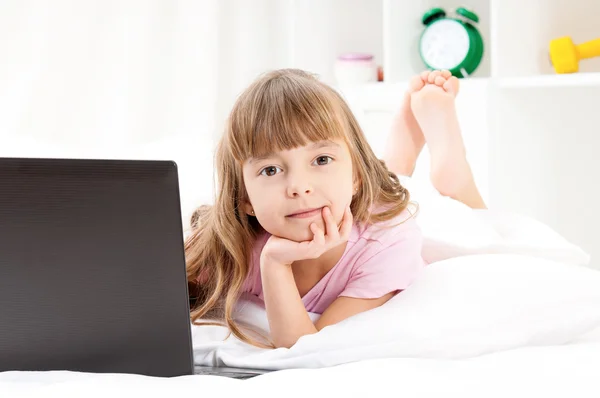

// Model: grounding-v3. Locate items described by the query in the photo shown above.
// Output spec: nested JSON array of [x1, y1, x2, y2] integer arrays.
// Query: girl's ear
[[352, 167, 362, 194], [243, 201, 254, 216], [353, 179, 361, 195]]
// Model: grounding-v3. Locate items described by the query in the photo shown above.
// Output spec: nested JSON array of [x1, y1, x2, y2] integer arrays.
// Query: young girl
[[186, 68, 486, 349]]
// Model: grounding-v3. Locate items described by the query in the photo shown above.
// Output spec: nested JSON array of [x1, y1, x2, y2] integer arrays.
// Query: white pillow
[[193, 253, 600, 369]]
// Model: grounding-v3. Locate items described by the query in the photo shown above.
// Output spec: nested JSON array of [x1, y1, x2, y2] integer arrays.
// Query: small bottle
[[334, 53, 378, 85]]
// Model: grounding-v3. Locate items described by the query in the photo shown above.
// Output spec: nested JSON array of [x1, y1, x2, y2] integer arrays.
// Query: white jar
[[334, 53, 378, 85]]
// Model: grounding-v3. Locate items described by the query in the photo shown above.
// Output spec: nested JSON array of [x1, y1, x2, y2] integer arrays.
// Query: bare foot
[[410, 71, 486, 209], [411, 72, 463, 157], [383, 74, 426, 177]]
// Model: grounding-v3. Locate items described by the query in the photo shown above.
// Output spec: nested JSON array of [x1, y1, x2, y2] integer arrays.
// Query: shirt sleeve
[[339, 219, 425, 299]]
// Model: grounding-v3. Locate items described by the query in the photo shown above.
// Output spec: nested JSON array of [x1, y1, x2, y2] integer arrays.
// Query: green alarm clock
[[418, 7, 484, 78]]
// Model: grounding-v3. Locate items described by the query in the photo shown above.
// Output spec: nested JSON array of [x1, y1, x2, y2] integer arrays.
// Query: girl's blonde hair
[[185, 69, 412, 347]]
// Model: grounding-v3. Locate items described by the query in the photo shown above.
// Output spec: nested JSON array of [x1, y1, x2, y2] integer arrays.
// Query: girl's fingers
[[310, 222, 325, 246], [339, 206, 354, 239], [322, 207, 339, 240]]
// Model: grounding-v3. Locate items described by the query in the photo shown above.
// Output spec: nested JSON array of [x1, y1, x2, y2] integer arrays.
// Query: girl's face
[[242, 138, 355, 242]]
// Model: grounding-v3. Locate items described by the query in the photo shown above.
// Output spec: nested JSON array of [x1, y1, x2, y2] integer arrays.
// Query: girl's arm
[[314, 293, 394, 330], [259, 206, 355, 348], [261, 259, 394, 348], [260, 260, 317, 348]]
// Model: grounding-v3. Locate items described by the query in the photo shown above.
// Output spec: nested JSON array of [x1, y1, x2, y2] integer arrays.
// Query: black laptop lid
[[0, 158, 193, 377]]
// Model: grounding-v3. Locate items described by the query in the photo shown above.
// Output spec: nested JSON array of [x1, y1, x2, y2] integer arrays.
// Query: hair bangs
[[228, 71, 350, 162]]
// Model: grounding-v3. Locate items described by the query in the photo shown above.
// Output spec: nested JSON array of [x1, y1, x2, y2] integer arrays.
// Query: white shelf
[[338, 72, 600, 113], [336, 81, 407, 112], [271, 0, 600, 86], [496, 73, 600, 88], [278, 0, 491, 84], [492, 0, 600, 78], [337, 77, 492, 112]]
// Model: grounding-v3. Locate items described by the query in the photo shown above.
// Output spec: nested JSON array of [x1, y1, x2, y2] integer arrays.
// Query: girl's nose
[[286, 178, 313, 198]]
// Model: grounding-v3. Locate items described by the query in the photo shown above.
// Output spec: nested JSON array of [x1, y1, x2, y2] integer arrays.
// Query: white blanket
[[192, 254, 600, 369]]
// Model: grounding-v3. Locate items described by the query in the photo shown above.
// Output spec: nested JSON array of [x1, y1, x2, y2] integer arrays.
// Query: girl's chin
[[269, 224, 323, 243], [273, 231, 313, 243]]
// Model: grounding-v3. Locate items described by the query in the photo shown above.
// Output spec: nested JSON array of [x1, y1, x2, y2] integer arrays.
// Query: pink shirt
[[243, 210, 426, 314]]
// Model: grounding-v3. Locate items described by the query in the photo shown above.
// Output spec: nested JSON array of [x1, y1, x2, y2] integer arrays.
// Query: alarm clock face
[[420, 19, 469, 69]]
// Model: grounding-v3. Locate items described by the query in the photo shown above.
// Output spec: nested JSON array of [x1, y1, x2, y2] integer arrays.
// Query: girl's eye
[[260, 166, 282, 177], [314, 156, 333, 166]]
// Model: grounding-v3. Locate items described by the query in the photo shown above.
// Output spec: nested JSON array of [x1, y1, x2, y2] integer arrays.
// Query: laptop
[[0, 157, 268, 379]]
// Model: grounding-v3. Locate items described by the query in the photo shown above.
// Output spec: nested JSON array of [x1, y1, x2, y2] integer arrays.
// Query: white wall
[[0, 0, 225, 223], [0, 1, 220, 148]]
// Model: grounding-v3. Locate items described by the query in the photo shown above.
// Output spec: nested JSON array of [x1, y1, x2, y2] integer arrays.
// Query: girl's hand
[[261, 206, 353, 267]]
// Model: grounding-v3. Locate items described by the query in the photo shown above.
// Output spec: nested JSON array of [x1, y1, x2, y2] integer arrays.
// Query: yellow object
[[549, 36, 600, 74]]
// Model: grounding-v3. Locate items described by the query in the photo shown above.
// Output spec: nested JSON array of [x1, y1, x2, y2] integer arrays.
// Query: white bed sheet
[[2, 337, 600, 398]]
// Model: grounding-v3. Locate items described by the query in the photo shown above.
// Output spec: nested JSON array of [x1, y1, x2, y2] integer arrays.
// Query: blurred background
[[0, 0, 599, 264]]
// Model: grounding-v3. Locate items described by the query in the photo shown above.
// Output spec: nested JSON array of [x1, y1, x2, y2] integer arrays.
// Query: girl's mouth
[[286, 207, 323, 218]]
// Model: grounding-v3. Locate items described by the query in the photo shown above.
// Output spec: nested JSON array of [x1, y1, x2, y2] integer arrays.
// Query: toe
[[441, 70, 452, 79], [443, 76, 460, 96], [407, 74, 426, 93], [427, 70, 442, 83], [434, 75, 447, 86], [420, 70, 431, 83]]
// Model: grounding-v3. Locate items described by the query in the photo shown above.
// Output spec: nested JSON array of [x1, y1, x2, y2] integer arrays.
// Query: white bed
[[0, 342, 600, 398], [2, 339, 600, 397], [2, 277, 600, 398], [1, 137, 599, 397]]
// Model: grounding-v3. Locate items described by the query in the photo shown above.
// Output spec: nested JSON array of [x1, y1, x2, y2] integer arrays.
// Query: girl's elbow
[[272, 328, 317, 348], [272, 334, 300, 348], [273, 338, 296, 349]]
